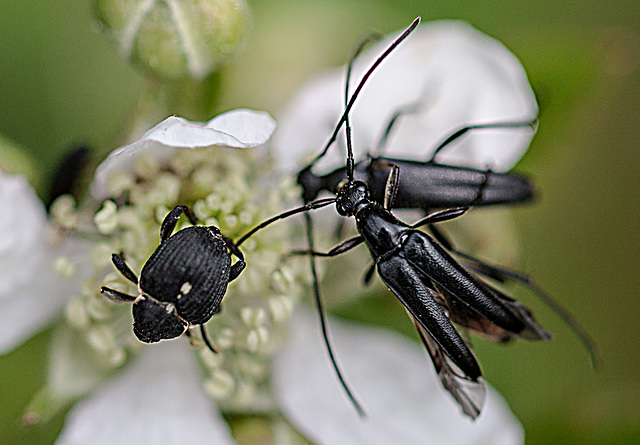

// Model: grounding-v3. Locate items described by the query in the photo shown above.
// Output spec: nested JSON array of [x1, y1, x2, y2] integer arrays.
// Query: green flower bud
[[96, 0, 250, 79]]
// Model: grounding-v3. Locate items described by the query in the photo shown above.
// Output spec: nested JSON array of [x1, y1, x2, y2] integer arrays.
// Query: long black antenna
[[427, 119, 539, 162], [308, 17, 421, 173], [344, 32, 382, 181], [235, 198, 336, 247], [304, 212, 365, 416]]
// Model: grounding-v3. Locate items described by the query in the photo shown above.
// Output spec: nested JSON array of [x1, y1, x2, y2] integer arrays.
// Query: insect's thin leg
[[362, 263, 376, 286], [199, 324, 218, 354], [332, 218, 347, 240], [111, 253, 138, 284], [411, 207, 469, 229], [100, 286, 136, 302], [160, 205, 198, 242], [289, 235, 364, 258], [222, 236, 246, 282], [455, 250, 601, 368], [382, 163, 400, 210], [304, 212, 366, 417], [308, 17, 421, 170], [468, 167, 492, 207], [374, 98, 425, 157], [427, 119, 538, 162], [235, 198, 337, 247], [427, 224, 454, 252]]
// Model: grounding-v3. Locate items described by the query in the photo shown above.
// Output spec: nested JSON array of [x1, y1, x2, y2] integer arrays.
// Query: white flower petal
[[56, 340, 236, 445], [273, 20, 537, 173], [0, 170, 90, 354], [91, 109, 277, 199], [273, 309, 523, 445]]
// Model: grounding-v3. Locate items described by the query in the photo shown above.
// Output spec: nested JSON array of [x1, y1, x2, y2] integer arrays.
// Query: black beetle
[[297, 155, 536, 212], [100, 205, 245, 352], [296, 27, 537, 214], [237, 17, 598, 419]]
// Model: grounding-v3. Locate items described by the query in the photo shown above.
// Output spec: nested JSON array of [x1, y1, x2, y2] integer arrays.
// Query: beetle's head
[[132, 295, 188, 343], [336, 180, 368, 216]]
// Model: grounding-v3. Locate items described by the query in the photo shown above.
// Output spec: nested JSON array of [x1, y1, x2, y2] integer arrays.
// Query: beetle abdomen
[[140, 226, 231, 325]]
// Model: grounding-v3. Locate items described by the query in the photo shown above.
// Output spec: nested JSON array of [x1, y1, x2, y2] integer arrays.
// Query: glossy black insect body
[[334, 180, 552, 417], [238, 17, 598, 420], [101, 205, 245, 351], [298, 156, 535, 211], [296, 29, 537, 213]]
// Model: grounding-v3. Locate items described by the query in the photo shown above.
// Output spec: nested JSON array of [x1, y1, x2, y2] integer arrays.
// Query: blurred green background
[[0, 0, 638, 444]]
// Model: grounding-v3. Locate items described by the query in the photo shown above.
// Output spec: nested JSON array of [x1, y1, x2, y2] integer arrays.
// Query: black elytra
[[297, 145, 537, 212], [236, 17, 599, 420], [101, 205, 245, 350]]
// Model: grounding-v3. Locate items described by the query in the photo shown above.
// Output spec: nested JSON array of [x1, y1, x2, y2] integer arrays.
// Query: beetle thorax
[[336, 180, 369, 216]]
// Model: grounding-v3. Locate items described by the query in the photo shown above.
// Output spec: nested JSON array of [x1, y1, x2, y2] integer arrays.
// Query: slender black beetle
[[237, 17, 599, 419], [297, 154, 536, 211], [297, 29, 537, 213], [100, 205, 245, 352]]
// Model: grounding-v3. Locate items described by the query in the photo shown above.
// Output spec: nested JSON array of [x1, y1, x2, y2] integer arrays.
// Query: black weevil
[[100, 205, 245, 352]]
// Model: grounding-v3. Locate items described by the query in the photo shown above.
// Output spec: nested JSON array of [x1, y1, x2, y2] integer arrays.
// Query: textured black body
[[140, 226, 231, 325], [298, 157, 535, 209], [101, 205, 245, 350]]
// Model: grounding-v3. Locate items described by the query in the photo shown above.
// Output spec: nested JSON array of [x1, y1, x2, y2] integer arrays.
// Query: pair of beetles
[[100, 18, 598, 419]]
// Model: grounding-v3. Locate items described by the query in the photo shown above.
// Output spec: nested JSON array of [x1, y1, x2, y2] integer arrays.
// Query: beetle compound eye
[[132, 297, 187, 343]]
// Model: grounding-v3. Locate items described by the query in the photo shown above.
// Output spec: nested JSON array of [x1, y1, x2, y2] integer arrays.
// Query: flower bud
[[96, 0, 250, 79]]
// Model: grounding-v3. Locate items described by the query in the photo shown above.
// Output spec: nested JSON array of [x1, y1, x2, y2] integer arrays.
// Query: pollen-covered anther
[[94, 200, 118, 234], [246, 327, 269, 353], [240, 307, 266, 327], [204, 369, 236, 400], [53, 256, 77, 278], [50, 195, 78, 230], [268, 295, 294, 323], [65, 298, 90, 329]]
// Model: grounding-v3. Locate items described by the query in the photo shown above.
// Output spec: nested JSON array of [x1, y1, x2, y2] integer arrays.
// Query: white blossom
[[0, 170, 89, 353], [272, 20, 538, 174], [0, 20, 533, 445]]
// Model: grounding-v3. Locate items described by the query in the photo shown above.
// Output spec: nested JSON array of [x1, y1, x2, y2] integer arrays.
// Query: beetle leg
[[289, 235, 364, 258], [160, 205, 198, 242], [383, 163, 400, 210], [228, 260, 246, 282], [374, 97, 425, 156], [455, 250, 601, 367], [100, 286, 136, 302], [221, 236, 246, 282], [411, 207, 468, 229], [426, 224, 454, 251], [361, 261, 377, 287], [199, 324, 218, 354], [427, 118, 539, 162], [111, 253, 138, 284]]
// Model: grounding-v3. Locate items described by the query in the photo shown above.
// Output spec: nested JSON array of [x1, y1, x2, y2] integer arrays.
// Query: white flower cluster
[[0, 20, 536, 444]]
